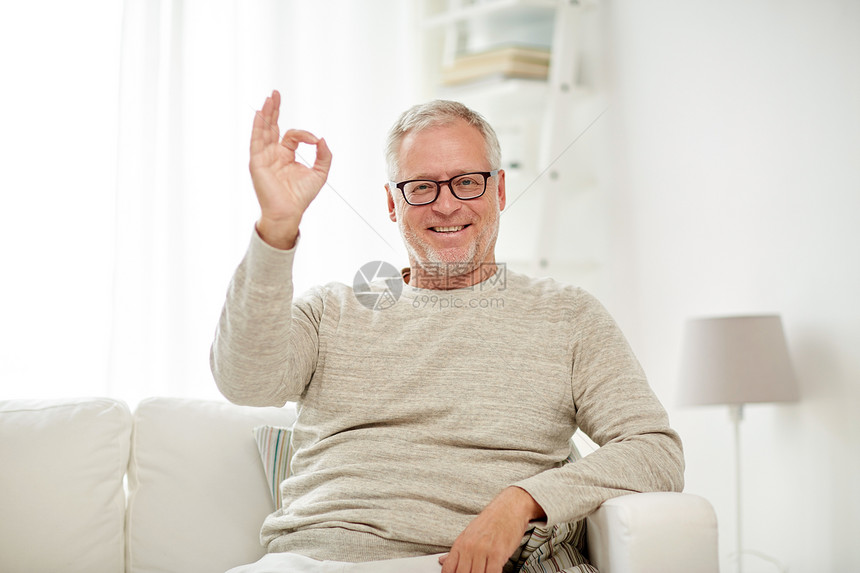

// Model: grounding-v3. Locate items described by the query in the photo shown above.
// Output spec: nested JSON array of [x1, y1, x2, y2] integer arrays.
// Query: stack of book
[[441, 45, 551, 86]]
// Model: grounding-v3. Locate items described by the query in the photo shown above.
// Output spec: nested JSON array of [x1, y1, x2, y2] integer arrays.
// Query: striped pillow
[[253, 425, 294, 509]]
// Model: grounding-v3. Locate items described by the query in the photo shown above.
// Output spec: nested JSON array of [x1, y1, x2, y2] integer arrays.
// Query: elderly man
[[211, 91, 684, 573]]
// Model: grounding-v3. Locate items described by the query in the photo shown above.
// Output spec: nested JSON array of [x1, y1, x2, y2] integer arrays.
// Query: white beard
[[398, 213, 500, 277]]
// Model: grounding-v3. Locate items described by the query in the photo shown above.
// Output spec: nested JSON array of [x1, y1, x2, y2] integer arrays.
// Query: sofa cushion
[[126, 397, 296, 573], [0, 398, 132, 573]]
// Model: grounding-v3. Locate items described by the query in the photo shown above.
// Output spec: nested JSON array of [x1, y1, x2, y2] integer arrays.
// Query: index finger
[[440, 549, 461, 573], [279, 129, 321, 152]]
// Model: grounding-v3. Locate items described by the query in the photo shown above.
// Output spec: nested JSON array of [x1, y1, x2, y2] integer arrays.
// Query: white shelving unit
[[419, 0, 606, 289]]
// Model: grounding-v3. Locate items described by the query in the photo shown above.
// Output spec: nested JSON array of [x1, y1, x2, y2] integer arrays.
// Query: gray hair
[[384, 100, 502, 181]]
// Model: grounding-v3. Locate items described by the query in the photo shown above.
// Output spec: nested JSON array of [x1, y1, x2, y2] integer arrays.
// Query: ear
[[385, 183, 397, 222], [497, 169, 506, 211]]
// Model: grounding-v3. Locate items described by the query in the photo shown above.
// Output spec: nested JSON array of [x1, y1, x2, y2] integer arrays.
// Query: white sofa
[[0, 397, 719, 573]]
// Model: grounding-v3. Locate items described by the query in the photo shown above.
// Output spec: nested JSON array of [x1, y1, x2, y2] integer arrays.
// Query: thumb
[[313, 137, 333, 177]]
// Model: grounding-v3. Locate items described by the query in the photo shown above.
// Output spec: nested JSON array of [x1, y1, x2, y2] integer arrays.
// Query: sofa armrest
[[586, 492, 719, 573]]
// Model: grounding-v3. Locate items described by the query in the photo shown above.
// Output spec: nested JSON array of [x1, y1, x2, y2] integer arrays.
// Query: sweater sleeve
[[210, 228, 323, 407], [514, 291, 684, 526]]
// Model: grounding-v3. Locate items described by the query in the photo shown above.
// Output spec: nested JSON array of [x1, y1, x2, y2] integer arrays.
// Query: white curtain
[[1, 0, 420, 405]]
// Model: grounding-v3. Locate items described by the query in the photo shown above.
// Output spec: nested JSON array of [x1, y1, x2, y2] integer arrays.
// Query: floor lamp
[[677, 315, 800, 573]]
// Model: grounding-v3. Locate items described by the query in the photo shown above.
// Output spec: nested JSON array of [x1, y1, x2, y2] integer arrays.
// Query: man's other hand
[[439, 487, 545, 573], [250, 90, 332, 250]]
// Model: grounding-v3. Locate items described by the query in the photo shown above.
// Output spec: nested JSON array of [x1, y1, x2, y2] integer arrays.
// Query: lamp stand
[[728, 405, 789, 572], [729, 403, 744, 573]]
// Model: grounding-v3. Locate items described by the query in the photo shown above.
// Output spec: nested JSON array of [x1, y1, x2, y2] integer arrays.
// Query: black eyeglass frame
[[390, 170, 500, 206]]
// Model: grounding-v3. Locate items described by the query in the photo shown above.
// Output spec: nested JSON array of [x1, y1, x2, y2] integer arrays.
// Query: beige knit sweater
[[211, 231, 684, 562]]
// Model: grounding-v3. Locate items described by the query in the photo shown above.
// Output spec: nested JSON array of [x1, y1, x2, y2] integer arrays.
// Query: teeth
[[432, 226, 465, 233]]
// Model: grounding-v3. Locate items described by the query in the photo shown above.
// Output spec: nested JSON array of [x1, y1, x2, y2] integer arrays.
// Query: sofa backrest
[[0, 397, 296, 573], [126, 397, 296, 573], [0, 398, 132, 573]]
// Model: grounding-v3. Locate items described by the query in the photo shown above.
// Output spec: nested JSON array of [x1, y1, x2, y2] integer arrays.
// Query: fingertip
[[259, 97, 271, 119]]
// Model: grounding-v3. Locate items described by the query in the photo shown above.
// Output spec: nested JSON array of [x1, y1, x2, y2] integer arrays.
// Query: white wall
[[601, 1, 860, 571]]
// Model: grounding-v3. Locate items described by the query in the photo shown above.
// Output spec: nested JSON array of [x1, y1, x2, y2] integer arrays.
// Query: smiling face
[[386, 119, 506, 289]]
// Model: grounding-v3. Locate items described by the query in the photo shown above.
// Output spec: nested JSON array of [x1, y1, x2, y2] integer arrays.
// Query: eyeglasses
[[390, 170, 499, 206]]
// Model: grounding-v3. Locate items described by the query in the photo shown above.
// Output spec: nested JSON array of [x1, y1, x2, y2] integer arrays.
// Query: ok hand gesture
[[250, 90, 332, 249]]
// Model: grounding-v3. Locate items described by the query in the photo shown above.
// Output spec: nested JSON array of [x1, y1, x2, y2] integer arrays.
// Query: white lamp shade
[[678, 315, 800, 407]]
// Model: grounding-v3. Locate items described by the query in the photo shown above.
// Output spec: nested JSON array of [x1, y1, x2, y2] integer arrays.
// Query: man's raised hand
[[250, 90, 332, 250]]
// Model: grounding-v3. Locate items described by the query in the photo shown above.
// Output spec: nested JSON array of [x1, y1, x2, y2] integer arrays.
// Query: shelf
[[438, 77, 549, 107], [421, 0, 606, 287], [424, 0, 558, 28], [439, 78, 594, 107]]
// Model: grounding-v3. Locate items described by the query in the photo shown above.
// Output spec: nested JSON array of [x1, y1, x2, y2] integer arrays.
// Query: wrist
[[500, 486, 546, 525], [256, 215, 301, 250]]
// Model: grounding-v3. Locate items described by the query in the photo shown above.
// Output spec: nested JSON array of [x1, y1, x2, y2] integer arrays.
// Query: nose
[[431, 182, 461, 215]]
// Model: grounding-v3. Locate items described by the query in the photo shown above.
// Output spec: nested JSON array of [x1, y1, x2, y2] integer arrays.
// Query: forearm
[[210, 228, 313, 406], [515, 429, 684, 526]]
